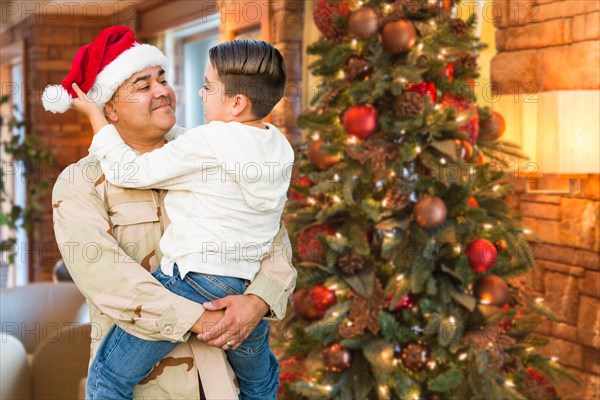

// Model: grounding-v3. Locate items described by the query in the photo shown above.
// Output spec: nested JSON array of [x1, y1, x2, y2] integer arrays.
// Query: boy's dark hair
[[209, 40, 287, 119]]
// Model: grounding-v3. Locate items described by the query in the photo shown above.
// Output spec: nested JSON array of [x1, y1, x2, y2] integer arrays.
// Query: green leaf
[[343, 268, 375, 298], [451, 291, 477, 311], [428, 368, 463, 393], [429, 139, 459, 161]]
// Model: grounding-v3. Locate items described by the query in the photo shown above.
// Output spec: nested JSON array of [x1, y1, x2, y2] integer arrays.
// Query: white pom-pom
[[42, 85, 72, 114]]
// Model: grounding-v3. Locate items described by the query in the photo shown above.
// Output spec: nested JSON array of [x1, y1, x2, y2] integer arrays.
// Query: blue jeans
[[86, 265, 279, 400]]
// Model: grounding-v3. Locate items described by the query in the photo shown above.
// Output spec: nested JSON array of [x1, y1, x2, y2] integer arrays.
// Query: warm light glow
[[505, 379, 515, 387], [383, 4, 392, 12], [480, 295, 492, 305], [381, 199, 388, 207], [551, 356, 559, 362], [415, 146, 422, 154], [434, 104, 441, 110], [400, 129, 406, 135], [307, 197, 317, 206], [428, 361, 437, 370], [325, 385, 333, 392], [535, 297, 544, 303], [311, 133, 320, 141], [483, 223, 493, 230], [458, 353, 467, 361], [346, 136, 359, 144], [389, 170, 396, 177], [523, 228, 532, 235], [492, 184, 501, 191], [332, 195, 341, 203], [333, 174, 340, 181], [440, 157, 447, 165], [418, 43, 424, 51], [449, 316, 456, 324], [335, 232, 342, 239], [351, 39, 358, 48], [396, 274, 405, 281], [338, 70, 345, 79], [526, 347, 535, 352]]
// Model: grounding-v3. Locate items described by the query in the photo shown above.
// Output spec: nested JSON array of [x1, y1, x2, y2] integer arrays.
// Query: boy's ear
[[104, 101, 118, 123], [230, 94, 251, 117]]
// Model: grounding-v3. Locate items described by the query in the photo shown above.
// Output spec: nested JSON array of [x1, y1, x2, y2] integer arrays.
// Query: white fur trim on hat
[[42, 84, 72, 114], [88, 43, 168, 109]]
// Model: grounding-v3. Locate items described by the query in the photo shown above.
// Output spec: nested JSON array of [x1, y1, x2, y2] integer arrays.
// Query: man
[[48, 26, 296, 399]]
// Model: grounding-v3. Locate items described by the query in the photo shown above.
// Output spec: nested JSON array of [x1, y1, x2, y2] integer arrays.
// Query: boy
[[72, 39, 293, 400]]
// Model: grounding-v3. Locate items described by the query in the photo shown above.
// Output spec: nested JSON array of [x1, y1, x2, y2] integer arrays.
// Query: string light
[[332, 195, 341, 203], [311, 133, 320, 141], [440, 157, 447, 165], [483, 223, 493, 230], [383, 3, 392, 12], [307, 197, 317, 206], [400, 129, 406, 135], [449, 316, 456, 324], [382, 199, 388, 207], [427, 361, 437, 370], [335, 232, 343, 239], [526, 347, 535, 352], [417, 43, 424, 51], [551, 356, 559, 362], [324, 385, 334, 392], [492, 184, 501, 191], [458, 353, 467, 361], [456, 115, 466, 122], [357, 0, 364, 6], [333, 174, 340, 181], [535, 297, 544, 303], [505, 379, 515, 387], [351, 39, 358, 48], [346, 136, 359, 144], [434, 104, 441, 110], [415, 145, 422, 154], [389, 170, 396, 177], [523, 228, 533, 235], [337, 70, 346, 79], [396, 274, 405, 281]]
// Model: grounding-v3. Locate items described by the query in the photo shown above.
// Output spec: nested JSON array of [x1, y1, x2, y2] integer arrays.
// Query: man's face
[[107, 66, 176, 137], [199, 62, 236, 123]]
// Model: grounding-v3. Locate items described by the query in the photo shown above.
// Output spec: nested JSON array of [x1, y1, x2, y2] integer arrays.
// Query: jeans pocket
[[235, 320, 269, 356], [184, 273, 247, 302]]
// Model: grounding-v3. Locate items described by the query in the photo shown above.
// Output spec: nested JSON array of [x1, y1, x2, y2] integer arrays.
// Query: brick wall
[[491, 1, 600, 398]]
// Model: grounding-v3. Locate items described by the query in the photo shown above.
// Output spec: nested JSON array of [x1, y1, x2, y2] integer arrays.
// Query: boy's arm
[[89, 124, 216, 189]]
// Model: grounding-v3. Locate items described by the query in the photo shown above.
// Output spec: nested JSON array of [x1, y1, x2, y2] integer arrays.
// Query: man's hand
[[196, 294, 269, 350]]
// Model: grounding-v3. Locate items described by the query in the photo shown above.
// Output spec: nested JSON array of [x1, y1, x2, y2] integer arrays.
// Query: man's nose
[[153, 81, 170, 98]]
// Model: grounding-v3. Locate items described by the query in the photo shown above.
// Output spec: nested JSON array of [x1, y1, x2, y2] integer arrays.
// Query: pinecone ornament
[[397, 92, 424, 117], [338, 252, 365, 275], [454, 53, 477, 70], [383, 188, 410, 210], [448, 18, 469, 36]]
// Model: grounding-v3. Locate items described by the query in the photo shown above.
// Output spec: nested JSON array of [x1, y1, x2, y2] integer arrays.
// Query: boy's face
[[199, 62, 237, 123], [108, 66, 176, 138]]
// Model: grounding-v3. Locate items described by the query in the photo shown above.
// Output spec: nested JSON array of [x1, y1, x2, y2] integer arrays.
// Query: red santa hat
[[41, 26, 167, 114]]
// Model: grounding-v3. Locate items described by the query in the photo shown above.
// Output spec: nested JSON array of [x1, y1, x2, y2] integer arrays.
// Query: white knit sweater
[[89, 121, 294, 280]]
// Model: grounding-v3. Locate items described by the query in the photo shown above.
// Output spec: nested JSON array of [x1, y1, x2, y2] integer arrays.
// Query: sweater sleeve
[[89, 125, 218, 190]]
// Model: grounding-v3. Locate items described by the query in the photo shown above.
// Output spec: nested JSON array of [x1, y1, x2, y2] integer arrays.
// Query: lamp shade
[[494, 90, 600, 175]]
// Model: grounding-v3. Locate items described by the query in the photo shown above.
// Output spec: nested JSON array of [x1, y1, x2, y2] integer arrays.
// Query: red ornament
[[387, 294, 415, 319], [278, 355, 307, 397], [313, 0, 351, 39], [467, 197, 479, 208], [310, 285, 337, 310], [524, 368, 558, 398], [297, 224, 336, 263], [292, 288, 326, 320], [407, 81, 437, 104], [441, 94, 480, 143], [466, 239, 497, 272], [342, 105, 378, 139], [443, 63, 454, 83]]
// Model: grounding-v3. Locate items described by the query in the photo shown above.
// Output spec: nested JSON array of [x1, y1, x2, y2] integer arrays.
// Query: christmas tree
[[277, 0, 576, 398]]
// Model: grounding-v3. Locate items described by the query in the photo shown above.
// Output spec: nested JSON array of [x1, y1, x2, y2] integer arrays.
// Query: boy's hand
[[71, 83, 109, 134]]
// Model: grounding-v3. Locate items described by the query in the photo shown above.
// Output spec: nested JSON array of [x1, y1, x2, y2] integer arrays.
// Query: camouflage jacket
[[52, 156, 297, 399]]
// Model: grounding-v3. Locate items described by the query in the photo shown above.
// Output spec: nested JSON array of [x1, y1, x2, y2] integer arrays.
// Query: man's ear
[[104, 101, 118, 123], [230, 94, 251, 117]]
